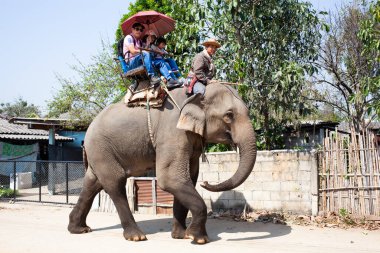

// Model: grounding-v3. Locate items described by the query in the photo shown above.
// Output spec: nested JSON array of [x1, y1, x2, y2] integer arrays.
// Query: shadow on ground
[[92, 189, 292, 242], [92, 216, 291, 242]]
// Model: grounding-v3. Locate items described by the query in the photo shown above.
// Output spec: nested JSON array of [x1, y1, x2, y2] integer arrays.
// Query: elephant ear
[[176, 93, 205, 136]]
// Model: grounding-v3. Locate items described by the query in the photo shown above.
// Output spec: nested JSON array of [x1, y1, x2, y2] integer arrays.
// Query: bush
[[207, 143, 231, 152], [0, 186, 17, 198]]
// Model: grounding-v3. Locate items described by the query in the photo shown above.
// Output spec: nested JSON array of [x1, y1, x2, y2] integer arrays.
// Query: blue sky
[[0, 0, 347, 114]]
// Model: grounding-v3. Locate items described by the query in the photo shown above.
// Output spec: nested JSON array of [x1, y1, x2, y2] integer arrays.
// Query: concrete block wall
[[197, 150, 318, 215]]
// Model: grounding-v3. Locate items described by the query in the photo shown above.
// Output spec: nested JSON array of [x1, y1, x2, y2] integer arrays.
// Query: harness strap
[[145, 83, 184, 151], [126, 34, 141, 63], [161, 83, 181, 110], [146, 96, 156, 149]]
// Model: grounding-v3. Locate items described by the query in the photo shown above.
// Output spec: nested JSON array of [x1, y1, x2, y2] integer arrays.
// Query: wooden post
[[152, 179, 157, 215]]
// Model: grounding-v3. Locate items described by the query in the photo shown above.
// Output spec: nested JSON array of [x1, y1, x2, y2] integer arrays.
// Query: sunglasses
[[134, 27, 144, 32]]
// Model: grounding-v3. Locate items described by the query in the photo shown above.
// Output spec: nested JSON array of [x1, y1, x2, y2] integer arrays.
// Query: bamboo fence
[[318, 128, 380, 217]]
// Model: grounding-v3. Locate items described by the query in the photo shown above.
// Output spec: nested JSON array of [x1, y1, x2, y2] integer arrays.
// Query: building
[[283, 120, 340, 150], [8, 117, 86, 161], [0, 116, 74, 187], [0, 116, 73, 161]]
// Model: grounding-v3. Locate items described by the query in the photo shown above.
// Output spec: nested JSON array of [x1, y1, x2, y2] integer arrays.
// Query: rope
[[161, 82, 181, 110], [145, 81, 182, 150], [218, 81, 240, 86], [146, 96, 156, 148]]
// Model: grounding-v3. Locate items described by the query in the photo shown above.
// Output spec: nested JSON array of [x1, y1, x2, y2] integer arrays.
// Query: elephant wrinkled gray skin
[[68, 82, 257, 244]]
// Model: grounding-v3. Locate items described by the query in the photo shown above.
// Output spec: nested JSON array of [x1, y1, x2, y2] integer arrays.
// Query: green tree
[[167, 2, 206, 69], [47, 42, 126, 127], [359, 1, 380, 119], [310, 1, 380, 132], [0, 97, 40, 118], [172, 0, 323, 149]]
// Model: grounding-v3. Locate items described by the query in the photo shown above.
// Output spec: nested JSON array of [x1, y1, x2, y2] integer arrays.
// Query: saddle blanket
[[124, 83, 167, 108]]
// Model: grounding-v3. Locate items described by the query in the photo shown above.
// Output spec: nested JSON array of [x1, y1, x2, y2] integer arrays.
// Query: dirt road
[[0, 202, 379, 253]]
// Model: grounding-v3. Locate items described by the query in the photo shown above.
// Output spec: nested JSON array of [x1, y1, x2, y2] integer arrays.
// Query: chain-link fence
[[0, 161, 85, 204]]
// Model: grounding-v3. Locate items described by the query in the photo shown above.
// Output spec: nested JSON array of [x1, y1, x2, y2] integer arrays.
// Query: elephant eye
[[223, 111, 234, 123]]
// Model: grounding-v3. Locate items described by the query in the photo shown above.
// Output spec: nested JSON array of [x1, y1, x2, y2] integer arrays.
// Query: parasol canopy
[[121, 10, 176, 37]]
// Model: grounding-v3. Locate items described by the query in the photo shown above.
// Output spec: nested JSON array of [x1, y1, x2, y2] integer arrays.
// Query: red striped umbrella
[[121, 10, 176, 37]]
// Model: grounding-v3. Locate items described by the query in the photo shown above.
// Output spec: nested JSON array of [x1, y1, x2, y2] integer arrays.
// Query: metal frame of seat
[[115, 49, 157, 94]]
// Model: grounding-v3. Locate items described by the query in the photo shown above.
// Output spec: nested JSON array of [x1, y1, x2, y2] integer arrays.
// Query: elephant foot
[[123, 226, 147, 241], [68, 224, 92, 234], [171, 222, 186, 239], [185, 226, 210, 244]]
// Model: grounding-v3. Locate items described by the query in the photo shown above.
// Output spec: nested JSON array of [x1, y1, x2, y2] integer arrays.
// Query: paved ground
[[0, 202, 379, 253]]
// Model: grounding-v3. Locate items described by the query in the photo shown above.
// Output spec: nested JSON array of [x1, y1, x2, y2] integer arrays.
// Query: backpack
[[117, 37, 125, 58]]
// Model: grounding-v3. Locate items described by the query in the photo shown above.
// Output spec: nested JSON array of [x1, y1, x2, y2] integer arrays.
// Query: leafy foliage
[[207, 143, 231, 152], [303, 103, 343, 123], [310, 1, 380, 132], [0, 186, 17, 198], [50, 0, 325, 148], [0, 97, 40, 118], [166, 1, 206, 69], [47, 41, 126, 127], [111, 0, 323, 149], [171, 0, 323, 149], [359, 1, 380, 118]]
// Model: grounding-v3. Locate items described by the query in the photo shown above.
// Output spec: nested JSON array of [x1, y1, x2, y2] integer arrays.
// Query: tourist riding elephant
[[68, 81, 257, 244]]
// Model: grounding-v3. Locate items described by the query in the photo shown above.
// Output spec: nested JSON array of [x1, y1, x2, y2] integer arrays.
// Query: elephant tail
[[83, 146, 88, 171]]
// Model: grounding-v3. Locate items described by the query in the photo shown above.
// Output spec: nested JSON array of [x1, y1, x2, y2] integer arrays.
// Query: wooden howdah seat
[[122, 65, 147, 79], [114, 55, 166, 108]]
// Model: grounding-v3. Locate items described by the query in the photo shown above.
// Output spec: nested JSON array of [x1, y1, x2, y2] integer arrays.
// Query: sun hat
[[147, 30, 157, 37], [202, 38, 221, 48]]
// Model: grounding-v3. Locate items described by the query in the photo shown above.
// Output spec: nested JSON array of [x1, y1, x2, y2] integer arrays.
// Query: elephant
[[68, 81, 257, 244]]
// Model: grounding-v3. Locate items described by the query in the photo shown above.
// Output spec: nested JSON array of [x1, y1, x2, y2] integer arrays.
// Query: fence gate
[[318, 129, 380, 217], [0, 161, 85, 205]]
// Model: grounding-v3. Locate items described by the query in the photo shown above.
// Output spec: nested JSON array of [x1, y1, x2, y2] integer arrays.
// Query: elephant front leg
[[169, 184, 209, 244], [158, 174, 209, 244], [171, 156, 200, 240], [183, 199, 209, 244]]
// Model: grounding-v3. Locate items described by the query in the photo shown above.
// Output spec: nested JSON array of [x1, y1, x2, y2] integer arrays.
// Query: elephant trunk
[[201, 120, 257, 192]]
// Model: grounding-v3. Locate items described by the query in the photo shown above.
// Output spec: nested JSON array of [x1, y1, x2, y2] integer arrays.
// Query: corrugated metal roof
[[0, 118, 46, 135], [286, 120, 339, 128], [0, 134, 73, 141], [9, 117, 69, 126], [368, 122, 380, 130], [0, 118, 74, 141], [338, 121, 380, 132]]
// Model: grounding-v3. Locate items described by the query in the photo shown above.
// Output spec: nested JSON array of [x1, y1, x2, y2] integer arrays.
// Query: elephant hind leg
[[68, 167, 102, 234], [103, 178, 147, 241]]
